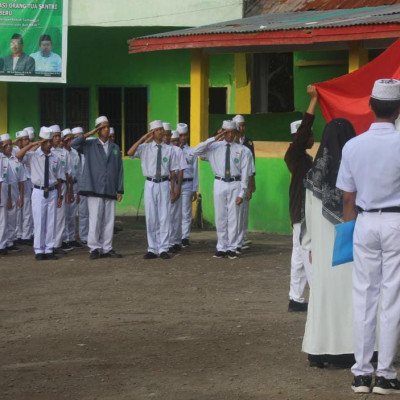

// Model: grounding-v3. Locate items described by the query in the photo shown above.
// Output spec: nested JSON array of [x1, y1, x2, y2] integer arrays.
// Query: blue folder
[[332, 220, 356, 267]]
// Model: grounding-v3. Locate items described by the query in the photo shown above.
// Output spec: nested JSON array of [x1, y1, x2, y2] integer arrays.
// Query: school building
[[1, 1, 400, 234]]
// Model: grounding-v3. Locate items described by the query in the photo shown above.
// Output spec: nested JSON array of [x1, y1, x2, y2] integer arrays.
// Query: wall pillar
[[234, 53, 251, 114], [348, 41, 368, 73], [190, 49, 209, 146], [0, 83, 8, 133]]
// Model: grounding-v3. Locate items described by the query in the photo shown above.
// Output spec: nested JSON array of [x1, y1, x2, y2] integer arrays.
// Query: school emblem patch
[[163, 157, 168, 163], [113, 149, 118, 155], [234, 158, 239, 164]]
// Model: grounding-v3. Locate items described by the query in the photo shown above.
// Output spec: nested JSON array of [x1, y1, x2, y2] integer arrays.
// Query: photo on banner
[[0, 0, 68, 83]]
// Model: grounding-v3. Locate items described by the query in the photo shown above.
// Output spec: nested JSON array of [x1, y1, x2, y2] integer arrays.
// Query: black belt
[[146, 176, 169, 183], [182, 178, 193, 182], [34, 185, 57, 191], [60, 179, 66, 184], [215, 176, 241, 182], [357, 206, 400, 213]]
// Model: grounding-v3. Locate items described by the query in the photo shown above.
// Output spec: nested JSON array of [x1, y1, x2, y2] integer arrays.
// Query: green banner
[[0, 0, 67, 82]]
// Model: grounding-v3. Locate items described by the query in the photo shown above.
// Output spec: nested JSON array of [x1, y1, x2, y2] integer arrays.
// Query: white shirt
[[181, 144, 199, 191], [132, 141, 179, 178], [23, 149, 62, 187], [337, 122, 400, 210], [67, 148, 81, 180], [193, 138, 250, 198], [1, 154, 26, 203], [51, 147, 71, 180], [98, 139, 109, 155], [172, 145, 188, 171]]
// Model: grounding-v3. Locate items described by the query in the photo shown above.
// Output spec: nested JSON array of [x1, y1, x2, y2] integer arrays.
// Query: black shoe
[[288, 299, 308, 312], [101, 249, 122, 258], [81, 240, 88, 245], [143, 252, 157, 260], [15, 238, 24, 245], [68, 240, 83, 249], [373, 376, 400, 395], [227, 250, 238, 259], [35, 253, 45, 260], [0, 248, 8, 256], [213, 251, 227, 259], [54, 247, 66, 255], [169, 246, 177, 253], [173, 244, 181, 252], [351, 375, 372, 393], [236, 247, 242, 255], [21, 238, 33, 246], [45, 253, 58, 260], [160, 252, 171, 259], [6, 244, 21, 252], [90, 249, 101, 260], [61, 242, 73, 251], [181, 238, 190, 248]]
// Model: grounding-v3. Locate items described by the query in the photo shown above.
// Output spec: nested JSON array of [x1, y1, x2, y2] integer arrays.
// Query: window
[[178, 86, 228, 127], [40, 87, 90, 131], [251, 53, 294, 113], [98, 86, 148, 153]]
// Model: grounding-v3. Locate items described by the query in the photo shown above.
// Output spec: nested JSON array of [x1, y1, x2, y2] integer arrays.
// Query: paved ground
[[0, 217, 383, 399]]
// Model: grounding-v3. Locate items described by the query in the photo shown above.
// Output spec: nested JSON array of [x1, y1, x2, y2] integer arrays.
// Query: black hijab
[[304, 118, 356, 225]]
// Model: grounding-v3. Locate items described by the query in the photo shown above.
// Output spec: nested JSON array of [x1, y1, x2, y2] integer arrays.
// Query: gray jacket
[[3, 53, 35, 73], [71, 136, 124, 199]]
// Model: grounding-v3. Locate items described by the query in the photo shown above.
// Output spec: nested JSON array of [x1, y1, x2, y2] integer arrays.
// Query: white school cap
[[149, 120, 163, 130], [16, 130, 29, 139], [177, 123, 188, 134], [222, 120, 236, 130], [162, 122, 171, 131], [0, 133, 11, 142], [39, 126, 53, 140], [109, 127, 115, 134], [290, 120, 302, 134], [171, 130, 180, 140], [49, 124, 61, 133], [95, 116, 108, 126], [371, 79, 400, 100], [72, 127, 84, 134], [233, 114, 245, 123], [61, 128, 73, 139]]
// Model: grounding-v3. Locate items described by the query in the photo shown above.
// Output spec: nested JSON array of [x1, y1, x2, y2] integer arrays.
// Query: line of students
[[127, 116, 255, 260], [0, 124, 118, 259]]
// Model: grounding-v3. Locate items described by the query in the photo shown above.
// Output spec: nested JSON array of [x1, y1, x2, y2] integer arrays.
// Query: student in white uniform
[[50, 125, 73, 253], [61, 129, 83, 248], [193, 120, 250, 259], [72, 127, 89, 244], [127, 120, 179, 259], [17, 127, 63, 260], [234, 124, 255, 255], [168, 129, 187, 252], [15, 129, 33, 245], [0, 133, 25, 252], [337, 79, 400, 395], [178, 123, 199, 248]]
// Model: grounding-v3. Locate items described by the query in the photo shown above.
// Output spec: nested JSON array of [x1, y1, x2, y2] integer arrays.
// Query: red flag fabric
[[315, 38, 400, 134]]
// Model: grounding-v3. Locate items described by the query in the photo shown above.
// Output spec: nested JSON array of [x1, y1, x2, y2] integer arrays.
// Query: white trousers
[[0, 205, 7, 249], [181, 182, 193, 240], [32, 188, 57, 254], [170, 193, 182, 247], [214, 179, 241, 252], [78, 195, 89, 242], [87, 197, 115, 253], [289, 222, 312, 303], [237, 197, 250, 247], [54, 183, 67, 248], [352, 212, 400, 379], [144, 180, 170, 254], [16, 178, 33, 240], [6, 200, 18, 247], [64, 193, 77, 242]]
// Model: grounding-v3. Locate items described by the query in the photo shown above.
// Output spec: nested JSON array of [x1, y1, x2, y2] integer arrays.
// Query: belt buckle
[[44, 187, 49, 192]]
